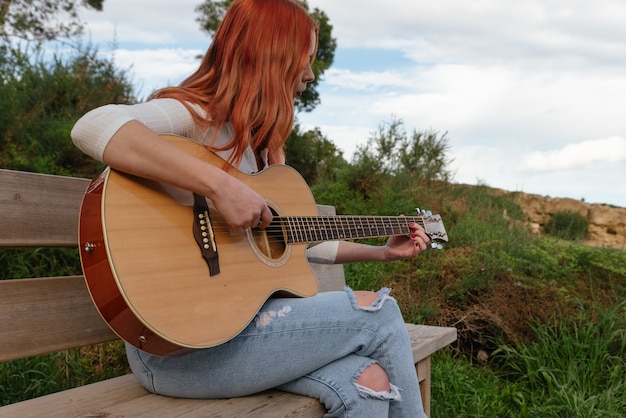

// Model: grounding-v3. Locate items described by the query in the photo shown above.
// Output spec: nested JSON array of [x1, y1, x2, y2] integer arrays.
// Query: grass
[[428, 304, 626, 417], [0, 342, 128, 406]]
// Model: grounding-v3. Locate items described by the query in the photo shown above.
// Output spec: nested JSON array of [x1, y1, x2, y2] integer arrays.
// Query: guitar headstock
[[416, 208, 448, 249]]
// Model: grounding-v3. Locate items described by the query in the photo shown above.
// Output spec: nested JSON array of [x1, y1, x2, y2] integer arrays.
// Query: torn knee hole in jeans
[[353, 360, 403, 401], [354, 381, 402, 401], [255, 305, 292, 328], [345, 286, 395, 312]]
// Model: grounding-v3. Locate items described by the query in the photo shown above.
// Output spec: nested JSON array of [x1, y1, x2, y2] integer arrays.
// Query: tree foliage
[[195, 0, 336, 113], [353, 117, 453, 186], [311, 117, 453, 216], [0, 45, 136, 176], [0, 0, 104, 42], [285, 124, 345, 185]]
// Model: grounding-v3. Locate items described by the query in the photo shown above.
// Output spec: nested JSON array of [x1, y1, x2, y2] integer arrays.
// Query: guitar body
[[79, 135, 319, 356]]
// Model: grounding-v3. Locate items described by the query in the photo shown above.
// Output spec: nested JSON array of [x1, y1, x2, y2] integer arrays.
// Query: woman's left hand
[[382, 222, 430, 261]]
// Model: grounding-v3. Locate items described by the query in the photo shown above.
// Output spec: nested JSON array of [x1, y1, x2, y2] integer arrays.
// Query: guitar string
[[201, 216, 432, 245]]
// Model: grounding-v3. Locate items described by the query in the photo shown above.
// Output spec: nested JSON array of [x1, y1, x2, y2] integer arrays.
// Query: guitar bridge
[[193, 193, 220, 276]]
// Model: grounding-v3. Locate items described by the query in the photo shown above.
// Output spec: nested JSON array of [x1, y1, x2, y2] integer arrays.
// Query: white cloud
[[107, 48, 203, 97], [518, 136, 626, 172], [311, 0, 626, 68], [81, 0, 206, 47]]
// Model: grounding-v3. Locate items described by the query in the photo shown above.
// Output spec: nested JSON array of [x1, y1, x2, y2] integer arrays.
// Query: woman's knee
[[354, 290, 379, 307], [356, 362, 390, 392]]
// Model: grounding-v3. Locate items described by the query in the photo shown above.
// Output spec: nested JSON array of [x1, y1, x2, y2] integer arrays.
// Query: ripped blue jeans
[[126, 288, 428, 418]]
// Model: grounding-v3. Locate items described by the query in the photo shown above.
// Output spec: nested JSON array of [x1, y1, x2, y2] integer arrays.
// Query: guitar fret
[[307, 216, 319, 242], [292, 216, 302, 243], [305, 216, 314, 242], [304, 217, 312, 242], [393, 217, 401, 236], [351, 217, 361, 239], [297, 216, 305, 242], [333, 217, 341, 239], [336, 217, 343, 240], [297, 216, 306, 242], [284, 217, 294, 243], [322, 217, 330, 241]]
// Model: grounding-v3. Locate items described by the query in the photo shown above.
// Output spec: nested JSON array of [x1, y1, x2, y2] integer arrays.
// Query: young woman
[[72, 0, 430, 416]]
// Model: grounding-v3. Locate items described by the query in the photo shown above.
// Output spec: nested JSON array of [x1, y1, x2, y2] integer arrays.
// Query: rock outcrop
[[517, 193, 625, 249]]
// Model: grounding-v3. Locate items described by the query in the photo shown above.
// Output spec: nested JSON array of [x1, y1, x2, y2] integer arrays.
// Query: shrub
[[544, 211, 589, 241]]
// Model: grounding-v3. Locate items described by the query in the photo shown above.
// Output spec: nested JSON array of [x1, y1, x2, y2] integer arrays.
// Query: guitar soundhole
[[249, 208, 288, 263]]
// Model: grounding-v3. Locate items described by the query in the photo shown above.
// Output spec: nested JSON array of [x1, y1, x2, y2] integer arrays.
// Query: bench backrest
[[0, 169, 344, 362]]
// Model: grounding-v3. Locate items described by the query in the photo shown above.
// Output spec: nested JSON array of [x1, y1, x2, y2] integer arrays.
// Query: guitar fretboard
[[277, 216, 425, 244]]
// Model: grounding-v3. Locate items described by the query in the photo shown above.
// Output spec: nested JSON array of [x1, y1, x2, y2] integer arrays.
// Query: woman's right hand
[[210, 173, 273, 234]]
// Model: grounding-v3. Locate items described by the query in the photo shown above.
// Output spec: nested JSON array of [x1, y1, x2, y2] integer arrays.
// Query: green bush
[[1, 44, 135, 178], [545, 211, 589, 241]]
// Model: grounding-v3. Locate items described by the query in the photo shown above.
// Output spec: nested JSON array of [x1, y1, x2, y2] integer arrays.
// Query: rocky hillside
[[514, 192, 625, 249]]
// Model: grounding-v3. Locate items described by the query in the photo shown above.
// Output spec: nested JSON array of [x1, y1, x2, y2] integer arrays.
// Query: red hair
[[152, 0, 318, 167]]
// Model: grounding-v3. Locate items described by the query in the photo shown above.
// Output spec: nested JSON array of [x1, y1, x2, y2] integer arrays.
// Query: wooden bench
[[0, 169, 457, 417]]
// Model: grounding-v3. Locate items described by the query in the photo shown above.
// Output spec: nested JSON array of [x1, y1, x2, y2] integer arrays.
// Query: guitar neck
[[279, 215, 425, 244]]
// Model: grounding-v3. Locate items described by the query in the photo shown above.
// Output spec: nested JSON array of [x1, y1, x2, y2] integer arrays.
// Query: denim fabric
[[126, 288, 427, 418]]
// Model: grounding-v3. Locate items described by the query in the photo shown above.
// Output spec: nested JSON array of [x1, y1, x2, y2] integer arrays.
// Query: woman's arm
[[71, 103, 272, 233], [334, 223, 430, 264], [307, 223, 431, 265]]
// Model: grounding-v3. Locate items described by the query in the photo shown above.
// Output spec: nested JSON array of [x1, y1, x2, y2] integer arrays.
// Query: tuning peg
[[415, 208, 433, 216], [431, 242, 443, 250]]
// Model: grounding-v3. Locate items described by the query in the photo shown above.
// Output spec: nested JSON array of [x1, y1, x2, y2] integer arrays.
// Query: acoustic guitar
[[79, 134, 448, 357]]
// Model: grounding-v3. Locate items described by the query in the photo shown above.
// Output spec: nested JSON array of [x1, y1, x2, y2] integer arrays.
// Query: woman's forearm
[[334, 241, 386, 264], [101, 120, 226, 198]]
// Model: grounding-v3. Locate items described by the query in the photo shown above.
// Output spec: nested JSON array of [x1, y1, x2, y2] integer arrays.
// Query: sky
[[79, 0, 626, 207]]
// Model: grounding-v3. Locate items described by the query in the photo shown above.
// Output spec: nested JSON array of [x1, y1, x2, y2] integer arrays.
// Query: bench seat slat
[[0, 373, 326, 418], [0, 374, 147, 418], [407, 323, 457, 364], [101, 389, 325, 418]]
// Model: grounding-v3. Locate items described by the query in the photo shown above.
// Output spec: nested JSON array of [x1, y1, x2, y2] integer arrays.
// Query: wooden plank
[[0, 276, 117, 361], [309, 262, 346, 292], [99, 390, 325, 418], [417, 356, 432, 417], [190, 391, 325, 417], [0, 374, 148, 418], [0, 169, 89, 247], [1, 374, 325, 418], [406, 323, 457, 363]]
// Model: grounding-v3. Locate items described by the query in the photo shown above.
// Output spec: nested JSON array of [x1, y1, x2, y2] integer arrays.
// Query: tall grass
[[0, 342, 128, 406], [0, 248, 81, 280], [431, 304, 626, 417], [494, 304, 626, 417]]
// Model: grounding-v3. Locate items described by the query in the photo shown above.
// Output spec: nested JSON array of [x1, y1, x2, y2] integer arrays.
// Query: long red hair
[[152, 0, 318, 167]]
